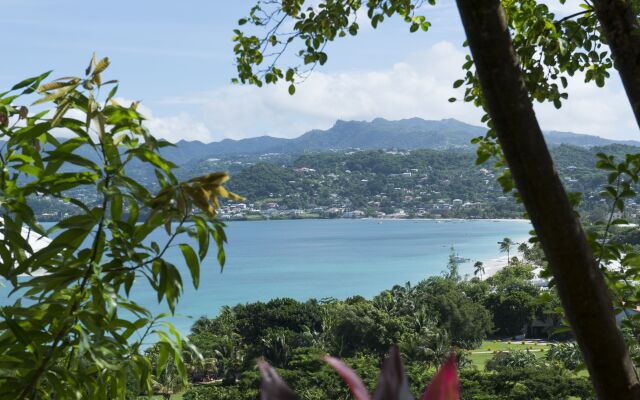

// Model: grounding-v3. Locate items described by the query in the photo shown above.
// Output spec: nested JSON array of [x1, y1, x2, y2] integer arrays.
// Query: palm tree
[[517, 241, 527, 256], [261, 329, 291, 368], [214, 336, 247, 384], [473, 261, 485, 280], [150, 357, 185, 400], [498, 237, 514, 266]]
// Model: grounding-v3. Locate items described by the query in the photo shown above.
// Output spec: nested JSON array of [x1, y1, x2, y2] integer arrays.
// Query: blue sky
[[2, 0, 637, 142]]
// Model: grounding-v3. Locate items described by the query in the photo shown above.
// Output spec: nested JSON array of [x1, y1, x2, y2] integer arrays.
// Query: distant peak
[[440, 118, 465, 125], [333, 119, 349, 127], [332, 119, 371, 129], [333, 118, 390, 127], [175, 139, 205, 145], [371, 117, 389, 123]]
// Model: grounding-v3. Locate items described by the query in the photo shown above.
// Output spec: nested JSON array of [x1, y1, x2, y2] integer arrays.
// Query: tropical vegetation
[[143, 249, 596, 399]]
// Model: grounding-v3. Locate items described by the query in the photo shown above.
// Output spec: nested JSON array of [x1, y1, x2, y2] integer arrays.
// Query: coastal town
[[28, 146, 640, 223]]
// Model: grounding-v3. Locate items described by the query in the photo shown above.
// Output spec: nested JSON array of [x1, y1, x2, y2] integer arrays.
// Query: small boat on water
[[453, 255, 470, 263]]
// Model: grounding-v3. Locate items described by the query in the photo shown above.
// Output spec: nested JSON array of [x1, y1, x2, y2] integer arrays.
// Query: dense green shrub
[[485, 350, 539, 371], [546, 342, 583, 370], [182, 384, 257, 400], [459, 367, 594, 400]]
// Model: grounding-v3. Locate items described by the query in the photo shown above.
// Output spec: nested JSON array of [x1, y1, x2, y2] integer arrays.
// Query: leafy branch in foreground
[[0, 56, 241, 399]]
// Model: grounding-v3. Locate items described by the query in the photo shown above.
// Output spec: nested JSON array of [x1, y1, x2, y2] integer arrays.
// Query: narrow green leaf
[[179, 243, 200, 289]]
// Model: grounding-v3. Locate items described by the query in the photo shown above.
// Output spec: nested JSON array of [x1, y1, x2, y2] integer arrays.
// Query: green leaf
[[8, 122, 51, 148], [0, 311, 31, 346], [157, 342, 170, 377], [135, 149, 176, 174], [195, 221, 210, 261], [11, 71, 52, 92], [111, 194, 123, 221], [179, 244, 200, 289]]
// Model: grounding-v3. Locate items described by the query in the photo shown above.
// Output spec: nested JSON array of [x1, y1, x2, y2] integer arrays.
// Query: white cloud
[[150, 40, 637, 142], [113, 99, 212, 142], [162, 41, 484, 140], [534, 74, 638, 140], [140, 110, 211, 143]]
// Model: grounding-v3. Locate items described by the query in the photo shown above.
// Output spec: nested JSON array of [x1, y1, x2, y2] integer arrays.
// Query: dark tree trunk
[[592, 0, 640, 127], [454, 0, 640, 398]]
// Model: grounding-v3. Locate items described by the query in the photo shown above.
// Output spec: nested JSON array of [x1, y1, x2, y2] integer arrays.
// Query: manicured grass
[[469, 340, 550, 370], [475, 339, 551, 353], [469, 351, 495, 369]]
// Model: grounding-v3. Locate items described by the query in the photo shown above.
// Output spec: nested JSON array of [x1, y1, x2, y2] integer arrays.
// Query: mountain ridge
[[158, 117, 639, 165], [3, 118, 630, 166]]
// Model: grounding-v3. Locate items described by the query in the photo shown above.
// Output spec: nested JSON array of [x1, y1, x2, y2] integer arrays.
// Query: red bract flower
[[421, 353, 459, 400], [258, 346, 460, 400]]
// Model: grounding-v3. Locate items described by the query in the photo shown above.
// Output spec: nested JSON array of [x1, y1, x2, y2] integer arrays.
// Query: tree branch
[[558, 9, 592, 23]]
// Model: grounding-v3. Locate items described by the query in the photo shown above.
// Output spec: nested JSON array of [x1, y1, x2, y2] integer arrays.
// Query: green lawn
[[475, 339, 551, 352], [469, 340, 550, 370]]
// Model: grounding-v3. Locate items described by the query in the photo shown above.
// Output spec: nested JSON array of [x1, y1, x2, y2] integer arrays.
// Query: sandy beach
[[477, 235, 531, 277]]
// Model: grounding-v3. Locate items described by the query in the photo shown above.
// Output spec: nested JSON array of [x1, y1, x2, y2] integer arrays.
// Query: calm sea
[[3, 219, 532, 333], [137, 219, 531, 332]]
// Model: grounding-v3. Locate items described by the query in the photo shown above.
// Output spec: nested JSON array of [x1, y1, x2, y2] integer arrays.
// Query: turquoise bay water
[[133, 219, 531, 333], [2, 219, 532, 334]]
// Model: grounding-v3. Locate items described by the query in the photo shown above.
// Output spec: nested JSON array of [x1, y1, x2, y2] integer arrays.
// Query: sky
[[1, 0, 638, 142]]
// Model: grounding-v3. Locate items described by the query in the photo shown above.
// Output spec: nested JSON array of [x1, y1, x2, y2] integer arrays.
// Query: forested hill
[[27, 134, 640, 221], [211, 144, 639, 220], [157, 117, 640, 163]]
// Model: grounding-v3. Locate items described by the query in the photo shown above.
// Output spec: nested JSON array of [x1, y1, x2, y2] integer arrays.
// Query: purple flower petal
[[372, 345, 414, 400], [257, 359, 299, 400], [324, 355, 371, 400]]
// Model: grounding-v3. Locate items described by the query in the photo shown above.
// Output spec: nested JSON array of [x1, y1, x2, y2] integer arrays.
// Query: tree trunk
[[454, 0, 640, 398], [591, 0, 640, 127]]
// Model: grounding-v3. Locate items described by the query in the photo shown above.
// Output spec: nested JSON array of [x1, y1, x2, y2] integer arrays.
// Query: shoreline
[[476, 234, 531, 278], [222, 216, 531, 224], [35, 216, 531, 224], [367, 217, 530, 223]]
